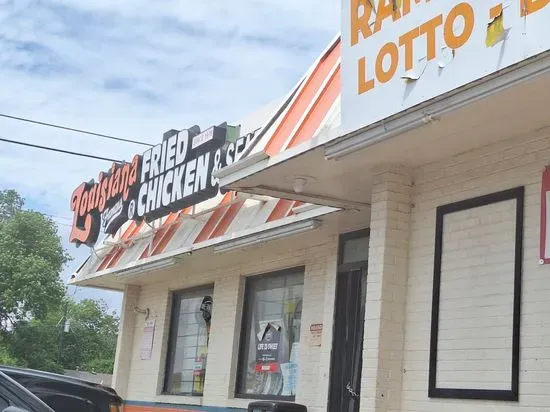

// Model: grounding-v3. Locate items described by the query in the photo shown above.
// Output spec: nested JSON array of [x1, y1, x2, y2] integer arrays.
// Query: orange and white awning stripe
[[264, 39, 340, 156], [77, 37, 341, 277]]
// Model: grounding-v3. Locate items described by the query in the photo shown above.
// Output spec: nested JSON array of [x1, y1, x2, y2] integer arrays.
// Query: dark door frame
[[337, 228, 370, 272], [328, 229, 370, 412]]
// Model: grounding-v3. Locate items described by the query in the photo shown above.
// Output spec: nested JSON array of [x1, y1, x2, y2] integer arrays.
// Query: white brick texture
[[112, 284, 140, 400], [437, 200, 516, 390], [116, 229, 340, 411], [112, 129, 550, 412], [402, 131, 550, 411], [361, 165, 413, 412]]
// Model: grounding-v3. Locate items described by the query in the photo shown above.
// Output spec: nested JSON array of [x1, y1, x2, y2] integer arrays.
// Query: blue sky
[[0, 1, 340, 313]]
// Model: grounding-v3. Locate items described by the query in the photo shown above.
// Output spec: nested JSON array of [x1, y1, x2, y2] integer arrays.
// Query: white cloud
[[0, 0, 339, 312]]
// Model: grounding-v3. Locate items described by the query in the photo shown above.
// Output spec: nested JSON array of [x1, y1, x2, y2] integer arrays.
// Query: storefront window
[[237, 268, 304, 399], [164, 286, 213, 396]]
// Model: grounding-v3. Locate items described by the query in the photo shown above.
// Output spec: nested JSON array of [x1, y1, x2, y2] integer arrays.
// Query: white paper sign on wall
[[140, 319, 156, 360], [341, 0, 550, 134]]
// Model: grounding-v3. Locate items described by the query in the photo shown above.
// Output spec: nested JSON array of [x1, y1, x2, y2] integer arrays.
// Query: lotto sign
[[341, 0, 550, 133]]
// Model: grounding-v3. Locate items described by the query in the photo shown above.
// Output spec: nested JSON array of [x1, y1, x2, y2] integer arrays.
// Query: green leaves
[[0, 196, 68, 326], [58, 299, 119, 373], [0, 189, 118, 374], [0, 190, 24, 221], [5, 299, 119, 374]]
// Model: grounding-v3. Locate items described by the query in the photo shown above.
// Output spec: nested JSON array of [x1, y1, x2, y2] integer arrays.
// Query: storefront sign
[[541, 167, 550, 264], [341, 0, 550, 133], [140, 319, 156, 360], [69, 124, 257, 246]]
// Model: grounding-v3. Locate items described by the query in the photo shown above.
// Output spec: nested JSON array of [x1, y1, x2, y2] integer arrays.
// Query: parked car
[[0, 366, 122, 412], [0, 371, 54, 412]]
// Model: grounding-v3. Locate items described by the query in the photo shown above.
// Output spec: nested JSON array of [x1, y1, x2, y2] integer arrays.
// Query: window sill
[[154, 394, 203, 406]]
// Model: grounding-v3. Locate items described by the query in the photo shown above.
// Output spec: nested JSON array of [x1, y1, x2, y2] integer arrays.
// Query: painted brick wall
[[119, 228, 340, 412], [113, 284, 140, 399], [360, 165, 412, 412], [402, 131, 550, 411], [437, 200, 516, 390]]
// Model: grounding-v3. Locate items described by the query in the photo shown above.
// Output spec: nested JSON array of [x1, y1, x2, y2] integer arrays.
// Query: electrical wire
[[0, 113, 153, 147], [45, 213, 73, 221], [0, 136, 123, 163]]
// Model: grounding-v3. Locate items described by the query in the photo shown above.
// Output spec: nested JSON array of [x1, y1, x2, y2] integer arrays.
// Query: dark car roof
[[0, 366, 120, 400], [0, 371, 55, 412]]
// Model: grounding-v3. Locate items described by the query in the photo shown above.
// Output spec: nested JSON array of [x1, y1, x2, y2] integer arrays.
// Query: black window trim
[[163, 284, 214, 397], [428, 186, 524, 402], [338, 228, 370, 272], [235, 266, 306, 401]]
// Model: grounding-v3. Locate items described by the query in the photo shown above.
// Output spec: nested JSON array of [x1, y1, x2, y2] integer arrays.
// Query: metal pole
[[58, 302, 68, 365]]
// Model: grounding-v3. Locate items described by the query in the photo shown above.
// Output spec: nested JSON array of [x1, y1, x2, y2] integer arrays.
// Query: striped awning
[[73, 36, 342, 281], [247, 36, 341, 158]]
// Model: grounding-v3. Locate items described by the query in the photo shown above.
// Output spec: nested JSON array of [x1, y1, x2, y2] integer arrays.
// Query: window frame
[[235, 266, 305, 401], [338, 228, 370, 272], [163, 284, 214, 397], [428, 187, 524, 401]]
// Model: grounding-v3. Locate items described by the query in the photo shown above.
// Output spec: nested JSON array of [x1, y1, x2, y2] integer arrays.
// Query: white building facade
[[71, 2, 550, 411]]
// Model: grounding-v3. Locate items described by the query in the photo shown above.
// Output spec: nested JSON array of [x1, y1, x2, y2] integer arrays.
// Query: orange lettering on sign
[[521, 0, 550, 16], [351, 0, 373, 46], [374, 0, 402, 33], [444, 2, 475, 50], [490, 4, 503, 19], [419, 14, 443, 61], [69, 183, 94, 245], [399, 27, 421, 71], [375, 42, 399, 84], [358, 57, 375, 94], [402, 0, 423, 16], [355, 1, 479, 96]]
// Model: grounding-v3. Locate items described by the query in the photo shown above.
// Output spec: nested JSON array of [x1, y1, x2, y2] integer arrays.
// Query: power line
[[45, 213, 73, 221], [0, 136, 123, 163], [0, 113, 153, 147]]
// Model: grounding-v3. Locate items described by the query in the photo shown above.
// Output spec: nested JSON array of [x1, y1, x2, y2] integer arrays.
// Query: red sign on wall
[[541, 167, 550, 264]]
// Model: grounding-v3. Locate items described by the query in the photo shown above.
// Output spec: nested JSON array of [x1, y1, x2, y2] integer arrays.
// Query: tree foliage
[[7, 299, 119, 374], [60, 299, 119, 373], [0, 190, 24, 221], [0, 190, 68, 328], [0, 189, 119, 374]]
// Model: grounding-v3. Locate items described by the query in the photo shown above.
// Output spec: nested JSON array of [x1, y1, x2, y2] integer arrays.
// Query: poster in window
[[256, 322, 281, 367]]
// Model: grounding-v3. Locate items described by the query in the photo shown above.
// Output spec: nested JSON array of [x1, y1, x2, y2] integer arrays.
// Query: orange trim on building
[[208, 200, 245, 240], [193, 192, 234, 243], [286, 66, 340, 149], [140, 213, 180, 259], [148, 207, 192, 257], [267, 199, 295, 222], [97, 221, 139, 271], [87, 41, 343, 272], [105, 221, 144, 269], [264, 39, 341, 156], [286, 201, 304, 216]]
